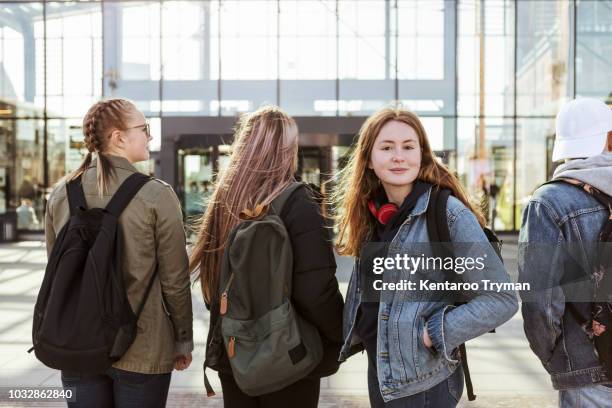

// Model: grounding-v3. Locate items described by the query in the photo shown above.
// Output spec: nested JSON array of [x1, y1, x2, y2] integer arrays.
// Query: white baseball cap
[[552, 98, 612, 162]]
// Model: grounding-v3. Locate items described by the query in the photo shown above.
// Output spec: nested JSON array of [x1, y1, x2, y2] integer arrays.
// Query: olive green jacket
[[45, 155, 193, 374]]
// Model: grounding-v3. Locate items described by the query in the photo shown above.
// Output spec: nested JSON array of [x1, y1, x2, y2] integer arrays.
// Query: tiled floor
[[0, 237, 557, 407]]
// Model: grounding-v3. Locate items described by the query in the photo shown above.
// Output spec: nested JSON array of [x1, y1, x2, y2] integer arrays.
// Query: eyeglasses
[[126, 123, 151, 138]]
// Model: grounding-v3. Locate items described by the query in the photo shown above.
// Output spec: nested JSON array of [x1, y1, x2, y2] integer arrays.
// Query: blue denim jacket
[[339, 186, 518, 402], [518, 181, 610, 389]]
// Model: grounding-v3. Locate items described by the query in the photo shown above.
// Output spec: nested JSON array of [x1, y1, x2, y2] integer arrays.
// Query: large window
[[576, 0, 612, 100], [0, 3, 45, 229], [514, 0, 572, 227], [457, 0, 514, 117], [1, 119, 45, 228], [162, 1, 219, 116], [338, 0, 391, 115], [515, 117, 556, 228], [45, 2, 102, 118], [0, 3, 44, 114], [397, 0, 445, 81], [398, 0, 454, 157], [114, 1, 161, 115], [338, 0, 386, 80], [219, 0, 277, 115], [516, 0, 571, 117], [0, 0, 611, 233], [279, 0, 336, 115], [456, 117, 515, 231], [456, 0, 516, 230], [279, 0, 336, 81]]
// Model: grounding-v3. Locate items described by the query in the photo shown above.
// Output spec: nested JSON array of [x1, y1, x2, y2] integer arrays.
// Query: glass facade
[[0, 0, 610, 232]]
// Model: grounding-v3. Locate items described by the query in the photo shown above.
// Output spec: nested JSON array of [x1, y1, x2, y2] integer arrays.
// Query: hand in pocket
[[422, 324, 433, 349]]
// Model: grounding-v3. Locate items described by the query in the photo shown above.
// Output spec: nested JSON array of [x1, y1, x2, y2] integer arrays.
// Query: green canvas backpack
[[205, 182, 323, 397]]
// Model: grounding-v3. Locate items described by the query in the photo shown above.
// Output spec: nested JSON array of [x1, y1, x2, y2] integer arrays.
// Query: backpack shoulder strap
[[105, 173, 151, 217], [547, 177, 612, 210], [426, 187, 477, 401], [269, 182, 304, 216], [66, 175, 88, 215], [436, 188, 452, 242], [426, 187, 440, 243], [426, 187, 452, 246]]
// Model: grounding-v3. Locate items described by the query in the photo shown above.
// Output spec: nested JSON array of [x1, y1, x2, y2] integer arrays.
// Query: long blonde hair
[[332, 107, 485, 257], [189, 106, 299, 303]]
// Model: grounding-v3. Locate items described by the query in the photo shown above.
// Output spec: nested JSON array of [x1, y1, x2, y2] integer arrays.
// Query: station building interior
[[0, 0, 610, 240]]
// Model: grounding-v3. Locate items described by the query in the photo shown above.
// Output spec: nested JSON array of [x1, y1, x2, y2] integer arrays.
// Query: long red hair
[[332, 108, 485, 257]]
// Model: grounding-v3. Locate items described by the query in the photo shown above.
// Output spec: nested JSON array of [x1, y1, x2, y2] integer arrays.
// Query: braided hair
[[70, 98, 136, 195]]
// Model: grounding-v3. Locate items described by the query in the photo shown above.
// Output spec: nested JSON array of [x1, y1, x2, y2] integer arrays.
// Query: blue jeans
[[559, 384, 612, 408], [61, 367, 171, 408], [366, 347, 463, 408]]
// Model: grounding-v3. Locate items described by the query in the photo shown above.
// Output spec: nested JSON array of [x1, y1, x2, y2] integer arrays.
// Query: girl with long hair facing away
[[334, 107, 518, 407], [45, 99, 193, 408], [190, 106, 344, 408]]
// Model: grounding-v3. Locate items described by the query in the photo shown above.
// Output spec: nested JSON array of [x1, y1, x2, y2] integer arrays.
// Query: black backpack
[[426, 187, 503, 401], [546, 177, 612, 374], [30, 172, 155, 373]]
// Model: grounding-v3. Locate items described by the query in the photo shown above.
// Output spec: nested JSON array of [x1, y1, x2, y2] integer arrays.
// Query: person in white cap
[[519, 97, 612, 408], [552, 97, 612, 162]]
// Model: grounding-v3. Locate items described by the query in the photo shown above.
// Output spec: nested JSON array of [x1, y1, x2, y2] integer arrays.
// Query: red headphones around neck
[[368, 199, 398, 225]]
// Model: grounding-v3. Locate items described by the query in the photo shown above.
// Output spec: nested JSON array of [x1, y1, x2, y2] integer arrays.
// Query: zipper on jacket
[[219, 274, 235, 316], [356, 258, 361, 293], [227, 336, 236, 358], [220, 293, 228, 315]]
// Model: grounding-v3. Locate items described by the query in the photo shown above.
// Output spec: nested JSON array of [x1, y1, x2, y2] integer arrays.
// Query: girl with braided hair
[[44, 99, 194, 408], [75, 99, 149, 194]]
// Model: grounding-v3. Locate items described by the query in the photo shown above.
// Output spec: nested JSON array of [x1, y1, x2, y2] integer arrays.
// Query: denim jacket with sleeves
[[518, 181, 611, 389], [339, 185, 518, 403]]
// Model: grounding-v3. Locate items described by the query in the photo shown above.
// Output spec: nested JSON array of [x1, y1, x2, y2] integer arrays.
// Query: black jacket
[[206, 184, 344, 379]]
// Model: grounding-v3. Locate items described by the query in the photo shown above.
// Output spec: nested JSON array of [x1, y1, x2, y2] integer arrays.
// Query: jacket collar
[[408, 184, 433, 217], [89, 154, 138, 173]]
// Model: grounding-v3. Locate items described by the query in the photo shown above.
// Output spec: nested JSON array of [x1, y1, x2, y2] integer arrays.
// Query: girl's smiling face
[[369, 120, 422, 198]]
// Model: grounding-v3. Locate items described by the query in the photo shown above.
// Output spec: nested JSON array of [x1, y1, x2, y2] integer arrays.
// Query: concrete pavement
[[0, 237, 558, 407]]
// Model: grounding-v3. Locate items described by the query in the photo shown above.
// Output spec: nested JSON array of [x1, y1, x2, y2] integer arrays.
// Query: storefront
[[0, 0, 610, 237]]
